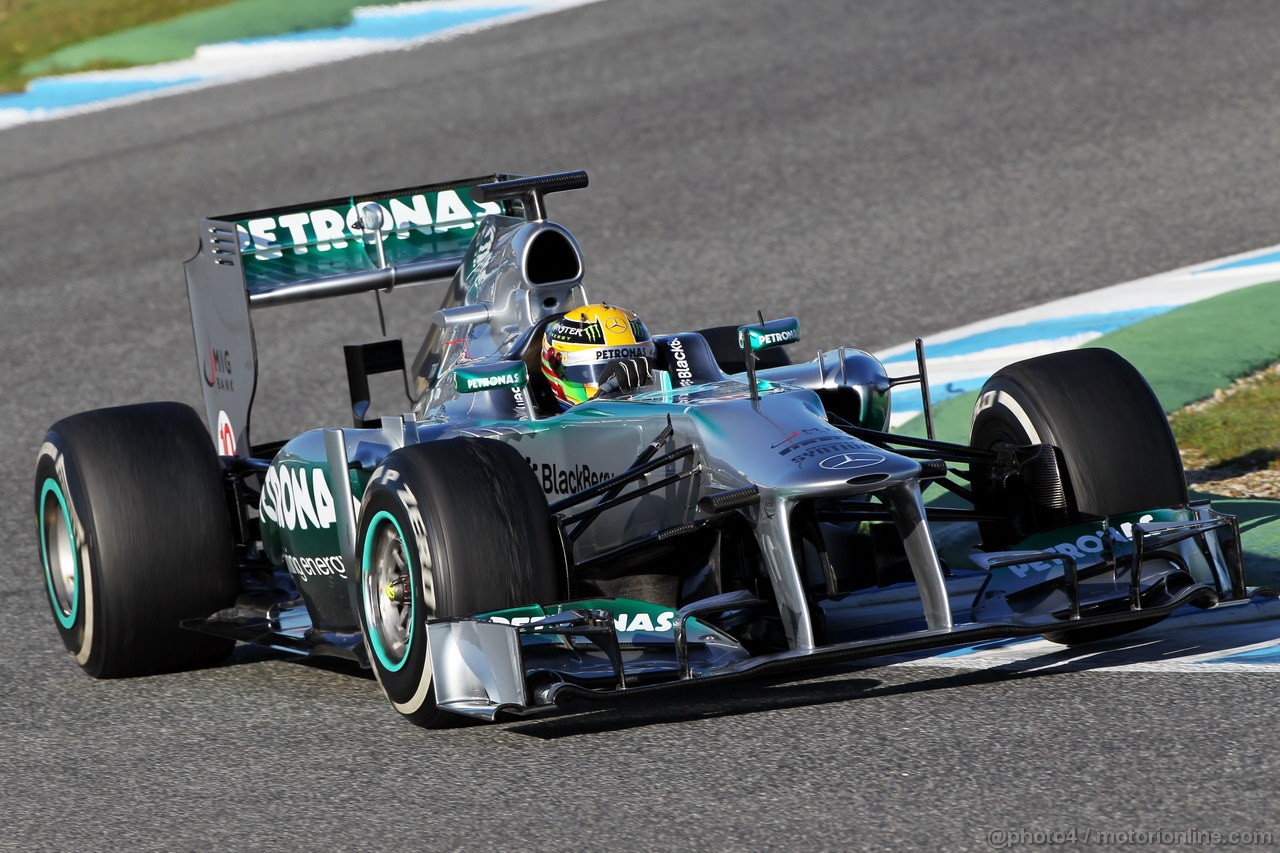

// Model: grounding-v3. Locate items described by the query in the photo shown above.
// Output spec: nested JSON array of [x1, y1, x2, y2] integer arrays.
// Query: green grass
[[0, 0, 417, 94], [0, 0, 238, 93], [1170, 369, 1280, 470]]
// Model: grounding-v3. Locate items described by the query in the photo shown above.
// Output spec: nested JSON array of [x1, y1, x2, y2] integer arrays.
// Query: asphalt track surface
[[3, 1, 1280, 849]]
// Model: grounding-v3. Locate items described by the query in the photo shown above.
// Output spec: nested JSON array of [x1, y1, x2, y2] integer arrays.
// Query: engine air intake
[[525, 229, 582, 285]]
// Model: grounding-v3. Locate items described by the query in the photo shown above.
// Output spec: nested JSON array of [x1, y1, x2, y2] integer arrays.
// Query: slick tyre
[[696, 324, 793, 375], [34, 403, 239, 678], [969, 348, 1187, 645], [970, 348, 1186, 542], [355, 438, 561, 728]]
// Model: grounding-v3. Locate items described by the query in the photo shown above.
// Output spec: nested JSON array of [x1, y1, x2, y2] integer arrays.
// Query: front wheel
[[355, 437, 561, 727], [970, 347, 1186, 547], [969, 348, 1187, 645]]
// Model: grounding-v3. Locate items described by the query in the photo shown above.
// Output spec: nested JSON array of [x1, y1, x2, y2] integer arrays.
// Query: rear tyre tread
[[35, 402, 238, 678]]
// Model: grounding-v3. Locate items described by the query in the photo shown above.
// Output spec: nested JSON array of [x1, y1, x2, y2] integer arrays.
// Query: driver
[[541, 304, 656, 408]]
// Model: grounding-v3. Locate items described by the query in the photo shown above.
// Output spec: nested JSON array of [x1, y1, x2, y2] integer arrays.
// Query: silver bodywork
[[187, 172, 1254, 721]]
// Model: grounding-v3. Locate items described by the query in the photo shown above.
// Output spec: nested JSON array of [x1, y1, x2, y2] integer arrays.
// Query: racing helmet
[[542, 304, 655, 407]]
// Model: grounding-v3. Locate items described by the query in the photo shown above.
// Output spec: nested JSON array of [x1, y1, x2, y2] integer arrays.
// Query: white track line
[[0, 0, 605, 130]]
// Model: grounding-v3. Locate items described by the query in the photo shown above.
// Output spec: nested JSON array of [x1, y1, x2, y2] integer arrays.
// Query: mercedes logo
[[818, 452, 884, 471], [605, 316, 627, 333]]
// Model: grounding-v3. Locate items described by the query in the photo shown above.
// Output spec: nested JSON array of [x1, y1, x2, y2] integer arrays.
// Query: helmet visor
[[549, 341, 657, 402]]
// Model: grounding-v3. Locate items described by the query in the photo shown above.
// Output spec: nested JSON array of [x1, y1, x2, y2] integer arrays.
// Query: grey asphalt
[[2, 0, 1279, 849]]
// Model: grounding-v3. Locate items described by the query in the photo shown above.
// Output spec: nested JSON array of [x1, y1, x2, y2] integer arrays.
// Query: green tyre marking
[[39, 478, 80, 631], [361, 510, 415, 673]]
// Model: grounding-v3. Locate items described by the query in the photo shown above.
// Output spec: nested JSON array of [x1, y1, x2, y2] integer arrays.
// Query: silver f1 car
[[35, 170, 1256, 726]]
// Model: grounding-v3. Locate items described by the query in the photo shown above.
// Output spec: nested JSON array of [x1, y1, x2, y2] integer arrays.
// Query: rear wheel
[[356, 437, 561, 727], [969, 348, 1187, 644], [34, 403, 239, 678]]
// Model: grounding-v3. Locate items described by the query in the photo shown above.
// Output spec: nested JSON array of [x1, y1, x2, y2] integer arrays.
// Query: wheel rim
[[39, 479, 80, 630], [361, 511, 415, 672]]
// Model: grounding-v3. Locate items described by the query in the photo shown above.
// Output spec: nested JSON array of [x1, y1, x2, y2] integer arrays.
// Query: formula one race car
[[35, 170, 1257, 726]]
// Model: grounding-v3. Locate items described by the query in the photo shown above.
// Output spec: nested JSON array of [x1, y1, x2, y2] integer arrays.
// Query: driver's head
[[542, 304, 654, 407]]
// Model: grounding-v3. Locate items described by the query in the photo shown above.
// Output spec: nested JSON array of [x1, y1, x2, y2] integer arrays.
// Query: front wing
[[426, 502, 1261, 721]]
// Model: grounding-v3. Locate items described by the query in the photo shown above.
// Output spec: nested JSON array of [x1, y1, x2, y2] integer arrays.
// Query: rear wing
[[185, 173, 518, 457]]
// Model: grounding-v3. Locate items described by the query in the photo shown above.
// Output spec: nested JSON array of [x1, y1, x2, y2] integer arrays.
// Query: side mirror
[[737, 317, 800, 353], [736, 317, 799, 405], [454, 361, 528, 394]]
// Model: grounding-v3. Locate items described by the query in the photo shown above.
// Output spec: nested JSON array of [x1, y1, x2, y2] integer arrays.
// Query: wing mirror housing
[[736, 317, 800, 404], [737, 317, 800, 353]]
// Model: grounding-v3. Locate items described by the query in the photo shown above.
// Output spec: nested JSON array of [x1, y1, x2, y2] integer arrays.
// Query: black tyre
[[971, 348, 1186, 541], [355, 437, 561, 727], [969, 348, 1187, 644], [696, 324, 794, 374], [34, 403, 239, 678]]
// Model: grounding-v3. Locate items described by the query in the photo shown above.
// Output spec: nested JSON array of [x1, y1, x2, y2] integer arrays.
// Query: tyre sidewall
[[972, 375, 1053, 449], [970, 375, 1056, 546], [355, 460, 442, 721], [35, 434, 100, 671]]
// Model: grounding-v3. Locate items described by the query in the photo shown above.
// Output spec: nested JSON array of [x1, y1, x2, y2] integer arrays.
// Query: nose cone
[[693, 391, 921, 497], [771, 439, 921, 496], [802, 446, 921, 488]]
